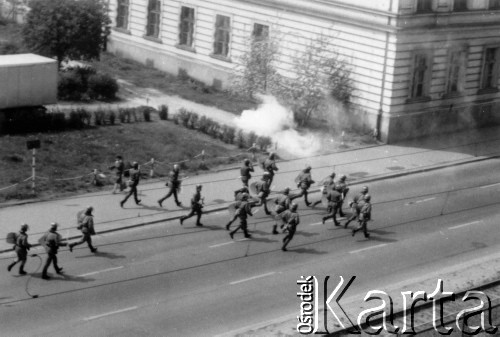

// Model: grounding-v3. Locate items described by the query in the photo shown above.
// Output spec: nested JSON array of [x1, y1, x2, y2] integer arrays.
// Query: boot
[[19, 267, 27, 275], [272, 225, 279, 235], [7, 261, 16, 272]]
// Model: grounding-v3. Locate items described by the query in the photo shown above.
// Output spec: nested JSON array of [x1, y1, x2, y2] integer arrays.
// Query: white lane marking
[[349, 244, 387, 254], [449, 221, 481, 230], [83, 306, 138, 321], [230, 272, 276, 285], [209, 238, 250, 248], [480, 182, 500, 189], [405, 197, 435, 206], [77, 266, 124, 277], [310, 222, 323, 226]]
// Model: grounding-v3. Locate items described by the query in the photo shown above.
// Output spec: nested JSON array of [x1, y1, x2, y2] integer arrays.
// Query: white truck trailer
[[0, 53, 57, 109]]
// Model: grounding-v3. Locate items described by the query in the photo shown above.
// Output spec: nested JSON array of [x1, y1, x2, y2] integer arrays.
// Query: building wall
[[107, 0, 500, 143]]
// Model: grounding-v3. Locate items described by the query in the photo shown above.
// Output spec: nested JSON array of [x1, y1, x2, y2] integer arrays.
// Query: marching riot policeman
[[344, 186, 369, 228], [7, 224, 31, 275], [321, 186, 343, 226], [158, 164, 182, 208], [240, 158, 254, 187], [282, 203, 300, 251], [226, 187, 251, 230], [229, 193, 253, 239], [352, 194, 372, 238], [272, 187, 291, 234], [336, 175, 349, 217], [41, 223, 67, 280], [109, 155, 125, 194], [180, 185, 204, 227], [120, 162, 141, 207], [263, 152, 279, 185], [255, 172, 272, 215], [69, 206, 97, 253], [291, 166, 315, 206], [311, 171, 336, 208]]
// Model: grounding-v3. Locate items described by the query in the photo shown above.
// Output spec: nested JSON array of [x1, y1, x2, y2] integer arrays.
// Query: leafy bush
[[68, 109, 85, 129], [247, 131, 258, 148], [94, 109, 106, 125], [58, 71, 86, 100], [197, 116, 209, 133], [236, 130, 246, 148], [87, 72, 119, 100], [108, 110, 116, 125], [223, 126, 236, 144], [177, 108, 192, 127], [159, 105, 169, 120], [188, 113, 199, 129]]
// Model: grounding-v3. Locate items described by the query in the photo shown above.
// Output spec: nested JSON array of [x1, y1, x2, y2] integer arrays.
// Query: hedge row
[[58, 66, 119, 102], [172, 108, 273, 150]]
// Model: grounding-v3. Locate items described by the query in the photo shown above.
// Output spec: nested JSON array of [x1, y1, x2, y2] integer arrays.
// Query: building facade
[[107, 0, 500, 142]]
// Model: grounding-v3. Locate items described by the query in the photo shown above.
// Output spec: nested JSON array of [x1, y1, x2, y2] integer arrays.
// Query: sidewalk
[[1, 125, 500, 254]]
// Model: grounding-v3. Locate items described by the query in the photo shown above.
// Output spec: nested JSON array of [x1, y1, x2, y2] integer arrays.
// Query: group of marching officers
[[6, 152, 372, 278]]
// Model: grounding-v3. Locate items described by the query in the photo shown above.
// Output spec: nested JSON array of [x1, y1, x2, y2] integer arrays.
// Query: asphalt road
[[1, 159, 500, 336]]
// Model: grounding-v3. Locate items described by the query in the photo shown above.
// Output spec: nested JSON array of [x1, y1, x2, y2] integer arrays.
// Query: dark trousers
[[291, 188, 310, 205], [181, 207, 202, 225], [258, 196, 270, 214], [42, 253, 61, 276], [338, 200, 346, 216], [159, 186, 180, 205], [353, 220, 369, 238], [241, 177, 249, 187], [282, 227, 296, 250], [70, 232, 95, 251], [122, 185, 140, 204], [230, 218, 250, 237], [268, 173, 275, 186], [344, 205, 360, 227], [9, 248, 27, 273], [323, 203, 340, 225]]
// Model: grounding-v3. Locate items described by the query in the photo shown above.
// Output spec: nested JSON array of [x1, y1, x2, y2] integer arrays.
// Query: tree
[[278, 34, 353, 126], [22, 0, 110, 67], [232, 34, 282, 98]]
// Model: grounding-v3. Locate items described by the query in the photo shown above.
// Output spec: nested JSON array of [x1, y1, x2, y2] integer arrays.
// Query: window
[[416, 0, 432, 12], [116, 0, 129, 29], [445, 48, 467, 95], [480, 47, 499, 90], [146, 0, 161, 38], [213, 15, 231, 57], [252, 23, 269, 40], [453, 0, 468, 10], [179, 7, 195, 47], [489, 0, 500, 9], [409, 51, 432, 99]]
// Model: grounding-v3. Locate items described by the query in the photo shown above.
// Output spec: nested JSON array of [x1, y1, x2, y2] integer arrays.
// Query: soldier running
[[254, 172, 272, 215], [263, 152, 279, 185], [240, 158, 254, 187], [120, 162, 141, 207], [272, 187, 291, 234], [226, 187, 252, 230], [335, 174, 349, 217], [291, 165, 315, 207], [109, 155, 125, 194], [158, 164, 182, 208], [40, 223, 67, 280], [180, 185, 204, 227], [344, 186, 369, 228], [229, 193, 253, 239], [352, 194, 372, 238], [7, 224, 31, 275], [311, 171, 336, 208], [69, 206, 97, 253], [321, 186, 343, 226], [282, 203, 300, 251]]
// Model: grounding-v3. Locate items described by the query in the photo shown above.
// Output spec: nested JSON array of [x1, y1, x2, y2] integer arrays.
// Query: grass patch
[[0, 117, 262, 202], [91, 52, 256, 114]]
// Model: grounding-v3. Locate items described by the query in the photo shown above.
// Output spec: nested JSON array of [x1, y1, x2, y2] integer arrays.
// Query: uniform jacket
[[336, 181, 349, 198], [256, 180, 270, 197], [237, 201, 253, 219], [326, 190, 342, 204], [263, 159, 278, 174], [275, 194, 291, 208], [41, 230, 66, 254], [297, 171, 315, 189], [129, 168, 140, 187], [359, 202, 372, 221], [15, 232, 30, 252], [79, 215, 96, 235], [240, 165, 254, 179], [110, 160, 124, 175], [191, 191, 203, 209]]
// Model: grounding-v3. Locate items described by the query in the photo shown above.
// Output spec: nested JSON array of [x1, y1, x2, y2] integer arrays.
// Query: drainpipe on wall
[[377, 0, 393, 142]]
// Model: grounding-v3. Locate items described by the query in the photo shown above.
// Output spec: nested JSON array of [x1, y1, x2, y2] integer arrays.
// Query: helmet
[[364, 194, 371, 202], [269, 152, 275, 160], [244, 158, 250, 165], [290, 203, 298, 211], [361, 186, 369, 193], [263, 172, 270, 179], [283, 187, 290, 194], [330, 172, 336, 178], [305, 165, 311, 172], [196, 184, 202, 190], [241, 193, 249, 200], [85, 206, 94, 215], [50, 222, 58, 230], [21, 223, 29, 232], [132, 161, 139, 169], [173, 164, 179, 171], [340, 174, 346, 181]]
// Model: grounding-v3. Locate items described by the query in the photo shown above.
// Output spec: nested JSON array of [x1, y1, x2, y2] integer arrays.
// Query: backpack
[[6, 232, 17, 245]]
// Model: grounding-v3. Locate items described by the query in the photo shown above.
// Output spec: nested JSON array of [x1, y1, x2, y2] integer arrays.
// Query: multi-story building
[[107, 0, 500, 142]]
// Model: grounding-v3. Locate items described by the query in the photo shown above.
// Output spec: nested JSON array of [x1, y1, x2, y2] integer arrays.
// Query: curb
[[3, 154, 496, 255]]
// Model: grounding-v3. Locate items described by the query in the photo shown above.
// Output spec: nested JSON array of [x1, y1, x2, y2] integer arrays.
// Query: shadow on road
[[73, 251, 127, 260], [31, 273, 95, 283], [287, 247, 327, 255]]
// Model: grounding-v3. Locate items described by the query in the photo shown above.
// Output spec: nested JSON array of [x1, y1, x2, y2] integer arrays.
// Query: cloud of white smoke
[[234, 95, 321, 157]]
